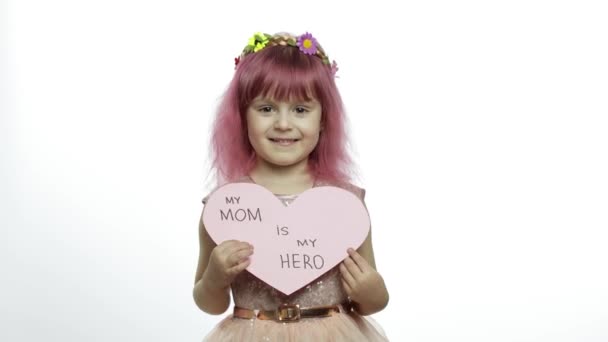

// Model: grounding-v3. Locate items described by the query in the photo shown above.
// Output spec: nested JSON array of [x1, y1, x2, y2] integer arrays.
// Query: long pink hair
[[210, 43, 355, 184]]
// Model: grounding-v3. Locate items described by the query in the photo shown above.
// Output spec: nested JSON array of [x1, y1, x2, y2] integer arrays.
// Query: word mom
[[219, 196, 262, 222]]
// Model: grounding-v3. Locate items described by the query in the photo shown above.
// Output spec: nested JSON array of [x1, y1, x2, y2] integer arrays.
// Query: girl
[[193, 32, 390, 341]]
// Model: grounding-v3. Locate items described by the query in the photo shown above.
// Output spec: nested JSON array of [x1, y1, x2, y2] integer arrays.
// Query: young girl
[[193, 32, 390, 341]]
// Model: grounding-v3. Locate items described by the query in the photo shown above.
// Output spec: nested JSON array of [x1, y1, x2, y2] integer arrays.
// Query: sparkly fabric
[[201, 179, 388, 341]]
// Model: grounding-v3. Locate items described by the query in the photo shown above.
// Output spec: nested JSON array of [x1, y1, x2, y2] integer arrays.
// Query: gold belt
[[233, 302, 352, 322]]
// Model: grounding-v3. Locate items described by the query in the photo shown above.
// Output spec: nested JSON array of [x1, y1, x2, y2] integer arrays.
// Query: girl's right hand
[[202, 240, 253, 290]]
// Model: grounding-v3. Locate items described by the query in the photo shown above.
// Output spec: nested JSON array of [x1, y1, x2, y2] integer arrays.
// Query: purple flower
[[297, 32, 318, 55]]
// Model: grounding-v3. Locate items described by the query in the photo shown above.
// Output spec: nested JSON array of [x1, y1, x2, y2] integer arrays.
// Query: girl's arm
[[340, 227, 390, 315], [192, 210, 253, 314]]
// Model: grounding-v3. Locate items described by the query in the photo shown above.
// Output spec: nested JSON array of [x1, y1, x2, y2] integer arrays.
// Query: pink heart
[[203, 183, 370, 295]]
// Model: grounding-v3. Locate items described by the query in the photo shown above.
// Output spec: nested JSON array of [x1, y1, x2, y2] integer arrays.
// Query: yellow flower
[[248, 32, 268, 52], [254, 42, 266, 52]]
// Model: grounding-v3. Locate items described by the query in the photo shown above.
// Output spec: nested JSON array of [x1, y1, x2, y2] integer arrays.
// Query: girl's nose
[[274, 112, 291, 130]]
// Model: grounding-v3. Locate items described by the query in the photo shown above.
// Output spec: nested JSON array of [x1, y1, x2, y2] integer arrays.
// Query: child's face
[[246, 96, 322, 169]]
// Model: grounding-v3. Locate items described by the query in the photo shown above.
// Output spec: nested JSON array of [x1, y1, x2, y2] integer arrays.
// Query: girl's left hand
[[339, 248, 387, 309]]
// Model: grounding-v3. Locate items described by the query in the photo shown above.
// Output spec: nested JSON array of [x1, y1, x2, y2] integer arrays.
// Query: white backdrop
[[2, 0, 607, 341]]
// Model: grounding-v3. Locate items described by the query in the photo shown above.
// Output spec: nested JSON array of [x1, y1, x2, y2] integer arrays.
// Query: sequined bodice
[[231, 267, 346, 310], [230, 194, 348, 310]]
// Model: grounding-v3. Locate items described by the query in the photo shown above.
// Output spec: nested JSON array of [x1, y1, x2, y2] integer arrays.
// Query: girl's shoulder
[[201, 192, 214, 205], [315, 179, 366, 201], [201, 177, 252, 204]]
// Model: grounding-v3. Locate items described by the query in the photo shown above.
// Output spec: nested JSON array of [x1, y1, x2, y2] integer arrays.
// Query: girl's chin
[[256, 156, 309, 169]]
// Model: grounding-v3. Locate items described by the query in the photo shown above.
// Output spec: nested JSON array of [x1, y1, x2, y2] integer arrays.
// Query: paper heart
[[202, 182, 370, 295]]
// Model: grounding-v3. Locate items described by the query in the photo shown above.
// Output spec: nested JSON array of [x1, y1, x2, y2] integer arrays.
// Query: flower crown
[[234, 32, 339, 77]]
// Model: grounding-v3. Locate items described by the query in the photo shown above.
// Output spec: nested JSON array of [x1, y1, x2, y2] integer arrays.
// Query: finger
[[339, 263, 357, 288], [215, 240, 238, 253], [341, 279, 352, 296], [227, 258, 251, 277], [347, 248, 370, 272], [227, 248, 254, 266], [219, 240, 241, 248], [228, 240, 254, 249], [342, 256, 363, 277], [222, 241, 254, 256], [219, 240, 253, 251]]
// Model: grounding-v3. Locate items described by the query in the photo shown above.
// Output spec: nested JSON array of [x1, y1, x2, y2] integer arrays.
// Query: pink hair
[[210, 44, 354, 184]]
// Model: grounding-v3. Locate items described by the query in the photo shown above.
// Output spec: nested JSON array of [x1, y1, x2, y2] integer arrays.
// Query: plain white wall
[[2, 0, 607, 341]]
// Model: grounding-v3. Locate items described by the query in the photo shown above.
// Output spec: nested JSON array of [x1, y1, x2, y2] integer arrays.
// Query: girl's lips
[[269, 138, 299, 146]]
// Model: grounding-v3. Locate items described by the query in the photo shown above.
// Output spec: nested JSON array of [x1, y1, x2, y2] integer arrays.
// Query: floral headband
[[234, 32, 338, 77]]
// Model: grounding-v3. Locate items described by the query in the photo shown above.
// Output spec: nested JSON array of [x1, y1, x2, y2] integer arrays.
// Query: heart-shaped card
[[202, 182, 370, 295]]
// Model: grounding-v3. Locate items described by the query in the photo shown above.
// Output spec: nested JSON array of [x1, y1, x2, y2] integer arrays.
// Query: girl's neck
[[249, 159, 315, 195]]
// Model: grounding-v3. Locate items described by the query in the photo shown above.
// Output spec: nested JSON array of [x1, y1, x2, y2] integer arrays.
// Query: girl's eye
[[259, 106, 273, 113], [295, 107, 308, 114]]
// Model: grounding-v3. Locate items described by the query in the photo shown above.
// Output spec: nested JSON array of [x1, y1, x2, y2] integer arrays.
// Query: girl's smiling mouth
[[269, 138, 300, 146]]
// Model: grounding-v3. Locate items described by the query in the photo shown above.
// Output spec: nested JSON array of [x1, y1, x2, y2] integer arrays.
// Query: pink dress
[[201, 178, 389, 341]]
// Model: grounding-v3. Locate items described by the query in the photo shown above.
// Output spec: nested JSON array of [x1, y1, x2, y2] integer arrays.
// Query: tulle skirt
[[203, 311, 389, 341]]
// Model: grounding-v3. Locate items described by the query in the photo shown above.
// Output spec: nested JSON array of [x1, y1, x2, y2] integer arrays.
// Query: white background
[[2, 0, 607, 341]]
